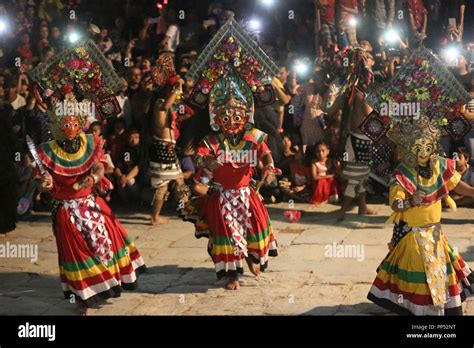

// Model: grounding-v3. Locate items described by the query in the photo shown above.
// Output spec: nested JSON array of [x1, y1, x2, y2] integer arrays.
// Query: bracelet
[[403, 199, 411, 209]]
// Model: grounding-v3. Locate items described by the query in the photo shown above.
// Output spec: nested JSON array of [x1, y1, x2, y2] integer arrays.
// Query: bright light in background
[[68, 32, 81, 44], [294, 60, 310, 76], [445, 46, 459, 60], [348, 18, 357, 27], [384, 29, 400, 43], [248, 18, 262, 31], [260, 0, 275, 7], [442, 45, 460, 67], [0, 18, 8, 34]]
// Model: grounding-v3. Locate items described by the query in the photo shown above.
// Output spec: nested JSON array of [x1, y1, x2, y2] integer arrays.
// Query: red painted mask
[[61, 116, 81, 140], [215, 107, 248, 135]]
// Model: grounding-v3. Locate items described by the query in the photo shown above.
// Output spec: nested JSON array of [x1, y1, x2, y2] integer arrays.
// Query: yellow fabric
[[445, 195, 457, 211], [272, 77, 284, 90], [48, 133, 89, 161], [446, 170, 462, 190], [378, 231, 430, 293], [376, 229, 459, 297], [387, 171, 461, 227], [272, 78, 286, 110], [59, 255, 132, 281]]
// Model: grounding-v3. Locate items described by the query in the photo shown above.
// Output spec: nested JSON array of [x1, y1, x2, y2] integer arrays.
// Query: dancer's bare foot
[[150, 217, 169, 225], [225, 277, 240, 290], [245, 257, 261, 276], [358, 207, 377, 215]]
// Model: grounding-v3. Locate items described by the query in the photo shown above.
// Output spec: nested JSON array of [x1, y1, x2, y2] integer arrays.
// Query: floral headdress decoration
[[185, 17, 279, 128], [28, 39, 123, 126], [152, 52, 178, 87], [362, 47, 472, 145]]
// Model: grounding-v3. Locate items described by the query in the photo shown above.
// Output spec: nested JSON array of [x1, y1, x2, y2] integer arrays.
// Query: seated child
[[309, 141, 340, 205], [279, 148, 311, 202]]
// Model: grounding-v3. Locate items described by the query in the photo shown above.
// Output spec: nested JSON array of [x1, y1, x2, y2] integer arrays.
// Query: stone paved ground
[[1, 201, 473, 315]]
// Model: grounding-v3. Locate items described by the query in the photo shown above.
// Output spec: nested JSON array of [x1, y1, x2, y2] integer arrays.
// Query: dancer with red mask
[[195, 76, 278, 290], [182, 19, 280, 290], [29, 43, 146, 313]]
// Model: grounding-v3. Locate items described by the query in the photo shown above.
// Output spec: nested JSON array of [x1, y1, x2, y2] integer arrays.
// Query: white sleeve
[[165, 25, 178, 38]]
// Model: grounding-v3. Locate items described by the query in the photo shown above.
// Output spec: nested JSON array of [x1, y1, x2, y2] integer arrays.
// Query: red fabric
[[205, 162, 254, 189], [289, 162, 309, 185], [16, 46, 33, 59], [408, 0, 427, 29], [196, 136, 270, 190], [339, 0, 357, 23], [171, 110, 180, 140], [373, 276, 462, 306], [283, 210, 302, 222], [36, 135, 103, 177], [340, 0, 357, 8], [38, 137, 107, 201], [55, 196, 141, 288], [319, 0, 336, 24], [310, 176, 339, 205], [201, 188, 274, 262]]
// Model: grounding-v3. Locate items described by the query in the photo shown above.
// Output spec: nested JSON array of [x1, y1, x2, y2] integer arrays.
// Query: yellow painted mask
[[410, 138, 434, 167]]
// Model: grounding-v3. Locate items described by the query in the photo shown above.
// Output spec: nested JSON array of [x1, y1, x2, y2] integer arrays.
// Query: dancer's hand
[[40, 172, 53, 190], [262, 167, 276, 184], [410, 191, 423, 207], [204, 156, 221, 171], [263, 172, 275, 185], [78, 175, 95, 189]]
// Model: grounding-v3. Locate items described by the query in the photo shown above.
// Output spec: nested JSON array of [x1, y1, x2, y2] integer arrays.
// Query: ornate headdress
[[340, 47, 374, 94], [186, 17, 279, 132], [29, 39, 123, 140], [386, 115, 441, 167], [152, 51, 177, 87], [208, 73, 254, 131], [362, 47, 472, 158]]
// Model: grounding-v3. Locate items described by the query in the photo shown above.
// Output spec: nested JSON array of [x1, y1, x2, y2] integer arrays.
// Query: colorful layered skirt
[[53, 195, 146, 307], [368, 222, 474, 315], [181, 186, 278, 279]]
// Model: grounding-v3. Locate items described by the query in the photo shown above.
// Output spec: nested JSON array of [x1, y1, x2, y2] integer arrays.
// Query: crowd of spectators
[[1, 0, 474, 223]]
